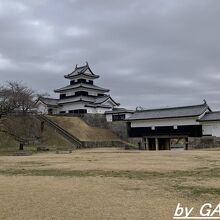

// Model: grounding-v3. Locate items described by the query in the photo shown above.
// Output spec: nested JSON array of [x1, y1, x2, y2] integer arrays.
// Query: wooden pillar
[[19, 142, 24, 151], [155, 138, 159, 151], [185, 137, 188, 150], [145, 138, 149, 150], [138, 142, 141, 150]]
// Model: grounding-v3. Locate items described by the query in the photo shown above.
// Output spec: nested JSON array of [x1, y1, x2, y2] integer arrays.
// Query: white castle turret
[[38, 62, 119, 114]]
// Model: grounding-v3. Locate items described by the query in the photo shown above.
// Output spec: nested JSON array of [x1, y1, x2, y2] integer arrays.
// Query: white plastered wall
[[106, 114, 112, 122], [131, 117, 199, 128], [37, 101, 48, 114], [105, 112, 133, 122], [125, 113, 133, 119], [61, 88, 103, 97], [58, 103, 85, 113], [58, 102, 109, 114], [95, 107, 111, 114], [202, 121, 220, 137]]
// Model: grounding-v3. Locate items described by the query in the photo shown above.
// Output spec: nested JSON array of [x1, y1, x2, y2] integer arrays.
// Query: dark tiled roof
[[128, 103, 210, 121], [64, 63, 99, 78], [94, 96, 110, 104], [105, 108, 134, 114], [54, 83, 109, 92], [94, 95, 119, 106], [84, 103, 112, 108], [199, 111, 220, 122], [73, 65, 88, 73], [38, 97, 58, 106]]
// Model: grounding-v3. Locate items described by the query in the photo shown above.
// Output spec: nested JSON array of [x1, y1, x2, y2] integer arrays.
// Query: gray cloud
[[1, 0, 220, 110]]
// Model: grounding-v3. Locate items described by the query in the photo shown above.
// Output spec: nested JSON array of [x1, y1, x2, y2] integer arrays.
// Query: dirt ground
[[0, 148, 219, 220]]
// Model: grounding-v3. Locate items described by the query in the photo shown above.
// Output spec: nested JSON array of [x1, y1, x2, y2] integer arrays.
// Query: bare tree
[[0, 81, 41, 150], [1, 115, 42, 150], [0, 81, 36, 117], [0, 85, 17, 116]]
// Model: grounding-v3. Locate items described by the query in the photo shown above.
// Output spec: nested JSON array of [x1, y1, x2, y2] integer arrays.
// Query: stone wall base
[[124, 138, 143, 149], [81, 140, 137, 149], [188, 136, 220, 149], [80, 114, 130, 138], [107, 121, 130, 138], [81, 114, 107, 128]]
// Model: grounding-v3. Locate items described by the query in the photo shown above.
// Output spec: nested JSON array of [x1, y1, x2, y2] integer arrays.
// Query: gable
[[84, 68, 93, 75], [103, 99, 117, 107], [36, 99, 47, 106], [198, 108, 211, 120]]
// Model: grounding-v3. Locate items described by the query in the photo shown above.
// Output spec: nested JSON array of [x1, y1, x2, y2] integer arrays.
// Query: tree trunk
[[41, 121, 44, 132]]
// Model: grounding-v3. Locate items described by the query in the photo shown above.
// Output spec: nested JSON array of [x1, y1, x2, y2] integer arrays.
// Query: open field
[[0, 148, 220, 220]]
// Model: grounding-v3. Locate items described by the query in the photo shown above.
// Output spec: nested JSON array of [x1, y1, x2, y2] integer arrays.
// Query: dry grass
[[40, 124, 72, 148], [47, 116, 119, 141], [0, 124, 72, 155], [0, 132, 19, 149], [0, 148, 220, 220]]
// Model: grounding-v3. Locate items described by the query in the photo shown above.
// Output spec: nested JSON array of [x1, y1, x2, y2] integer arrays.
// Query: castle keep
[[37, 63, 220, 150]]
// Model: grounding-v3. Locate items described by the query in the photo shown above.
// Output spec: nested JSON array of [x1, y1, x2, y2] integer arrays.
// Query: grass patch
[[17, 161, 47, 166], [0, 146, 38, 156], [168, 167, 220, 178], [174, 185, 220, 197], [0, 167, 219, 179], [0, 164, 219, 198], [0, 169, 163, 178]]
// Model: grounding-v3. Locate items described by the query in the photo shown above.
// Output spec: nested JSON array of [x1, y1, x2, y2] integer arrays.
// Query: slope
[[47, 116, 119, 141]]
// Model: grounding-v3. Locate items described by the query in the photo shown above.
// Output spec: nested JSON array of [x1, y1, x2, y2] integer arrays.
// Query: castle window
[[112, 114, 125, 121], [73, 109, 87, 114], [70, 80, 75, 85], [75, 91, 88, 96], [60, 94, 66, 99], [77, 79, 86, 83]]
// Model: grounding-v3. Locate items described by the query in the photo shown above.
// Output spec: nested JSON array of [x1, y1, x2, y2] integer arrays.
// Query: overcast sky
[[0, 0, 220, 110]]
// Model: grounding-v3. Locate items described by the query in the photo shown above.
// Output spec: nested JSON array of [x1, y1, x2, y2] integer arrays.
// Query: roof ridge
[[96, 95, 109, 98], [206, 111, 220, 114], [40, 97, 59, 101], [75, 63, 88, 70], [80, 82, 108, 89], [78, 66, 88, 72], [54, 83, 109, 92], [137, 103, 207, 113]]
